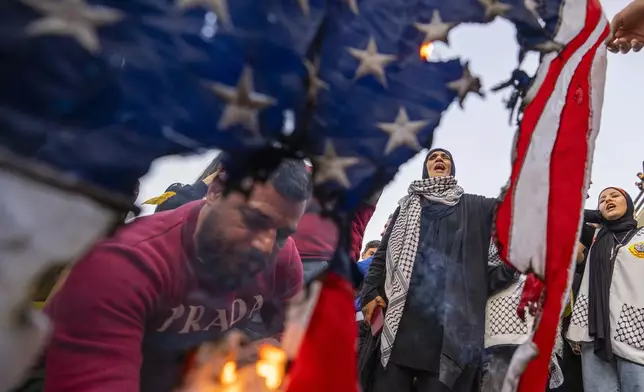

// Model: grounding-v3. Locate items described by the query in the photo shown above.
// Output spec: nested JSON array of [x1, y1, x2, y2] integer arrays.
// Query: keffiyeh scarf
[[380, 176, 464, 367]]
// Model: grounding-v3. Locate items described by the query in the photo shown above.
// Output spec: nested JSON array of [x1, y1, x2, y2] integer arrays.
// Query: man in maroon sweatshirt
[[43, 159, 310, 392], [147, 155, 379, 281]]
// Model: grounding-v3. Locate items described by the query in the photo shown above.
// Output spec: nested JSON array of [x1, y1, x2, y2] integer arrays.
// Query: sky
[[138, 0, 644, 249]]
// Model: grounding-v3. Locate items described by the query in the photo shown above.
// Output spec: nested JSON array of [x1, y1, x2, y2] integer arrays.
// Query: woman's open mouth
[[434, 163, 445, 171], [606, 203, 616, 212]]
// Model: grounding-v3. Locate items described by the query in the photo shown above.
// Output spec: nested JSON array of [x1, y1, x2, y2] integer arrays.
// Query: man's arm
[[44, 245, 159, 392], [360, 207, 399, 307], [349, 190, 382, 261], [276, 238, 304, 302]]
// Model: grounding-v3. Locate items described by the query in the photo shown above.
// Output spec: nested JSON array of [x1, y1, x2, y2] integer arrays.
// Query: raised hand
[[606, 0, 644, 53]]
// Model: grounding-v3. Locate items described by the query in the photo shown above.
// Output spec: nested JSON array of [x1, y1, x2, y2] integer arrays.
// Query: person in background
[[361, 240, 381, 261], [567, 187, 644, 392], [356, 227, 391, 345], [360, 148, 515, 392], [381, 213, 393, 237], [291, 168, 380, 279], [355, 239, 381, 322], [550, 188, 597, 392], [481, 241, 525, 392], [43, 159, 309, 392], [146, 154, 380, 281], [482, 238, 587, 392], [144, 157, 223, 212]]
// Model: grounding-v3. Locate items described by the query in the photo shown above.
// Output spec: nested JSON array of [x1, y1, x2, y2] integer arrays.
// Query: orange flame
[[256, 345, 287, 390], [220, 361, 238, 385], [420, 42, 433, 61]]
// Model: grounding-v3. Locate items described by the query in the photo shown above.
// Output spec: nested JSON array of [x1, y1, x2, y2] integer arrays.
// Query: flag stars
[[414, 10, 456, 44], [478, 0, 512, 21], [377, 107, 429, 155], [304, 57, 329, 103], [346, 0, 359, 15], [176, 0, 232, 29], [447, 62, 484, 108], [347, 36, 396, 88], [297, 0, 310, 17], [312, 140, 359, 189], [20, 0, 123, 54], [205, 66, 276, 138]]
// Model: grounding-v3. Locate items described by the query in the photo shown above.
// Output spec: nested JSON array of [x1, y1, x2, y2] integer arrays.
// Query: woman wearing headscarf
[[360, 148, 515, 392], [567, 187, 644, 391]]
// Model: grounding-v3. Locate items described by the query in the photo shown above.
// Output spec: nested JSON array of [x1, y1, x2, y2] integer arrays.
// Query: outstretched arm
[[44, 245, 159, 392]]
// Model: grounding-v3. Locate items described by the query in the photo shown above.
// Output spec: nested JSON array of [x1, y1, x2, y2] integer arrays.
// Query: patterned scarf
[[380, 176, 464, 367]]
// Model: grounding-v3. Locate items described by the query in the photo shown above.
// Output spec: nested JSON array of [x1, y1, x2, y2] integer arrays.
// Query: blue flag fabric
[[0, 0, 564, 212]]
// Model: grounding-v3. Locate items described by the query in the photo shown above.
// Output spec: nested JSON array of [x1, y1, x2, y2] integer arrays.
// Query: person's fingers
[[375, 297, 386, 307], [606, 14, 623, 44], [632, 39, 644, 52], [607, 42, 620, 53], [614, 37, 632, 53], [362, 305, 373, 324]]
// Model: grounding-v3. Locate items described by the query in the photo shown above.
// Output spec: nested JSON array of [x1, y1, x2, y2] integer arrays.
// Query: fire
[[420, 42, 433, 61], [255, 345, 287, 390], [220, 361, 238, 385]]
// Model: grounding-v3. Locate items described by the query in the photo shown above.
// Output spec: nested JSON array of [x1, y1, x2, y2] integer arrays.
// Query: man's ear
[[205, 180, 224, 204], [206, 170, 226, 199]]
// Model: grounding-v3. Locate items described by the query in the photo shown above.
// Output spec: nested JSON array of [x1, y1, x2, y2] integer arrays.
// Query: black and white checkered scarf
[[380, 176, 464, 367]]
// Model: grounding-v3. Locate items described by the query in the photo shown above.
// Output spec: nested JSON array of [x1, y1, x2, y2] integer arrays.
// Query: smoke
[[404, 236, 484, 367]]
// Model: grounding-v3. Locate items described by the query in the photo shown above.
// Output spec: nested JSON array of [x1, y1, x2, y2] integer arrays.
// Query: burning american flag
[[494, 0, 608, 390]]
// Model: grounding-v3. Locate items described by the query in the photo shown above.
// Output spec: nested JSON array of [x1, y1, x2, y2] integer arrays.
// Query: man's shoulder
[[84, 201, 201, 286], [357, 257, 373, 275], [272, 237, 303, 299], [274, 237, 299, 271], [109, 201, 197, 248]]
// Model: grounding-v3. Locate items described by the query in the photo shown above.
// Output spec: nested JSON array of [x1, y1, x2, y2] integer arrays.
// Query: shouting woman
[[360, 148, 514, 392], [567, 187, 644, 391]]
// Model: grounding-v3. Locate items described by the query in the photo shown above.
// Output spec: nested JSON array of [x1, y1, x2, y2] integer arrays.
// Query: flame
[[420, 42, 433, 61], [220, 361, 238, 385], [256, 345, 287, 390]]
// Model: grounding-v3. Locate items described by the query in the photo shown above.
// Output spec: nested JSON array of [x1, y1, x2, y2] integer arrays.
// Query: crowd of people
[[12, 1, 644, 391], [19, 145, 642, 392]]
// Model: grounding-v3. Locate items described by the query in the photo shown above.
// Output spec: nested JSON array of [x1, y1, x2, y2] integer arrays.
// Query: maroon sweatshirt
[[291, 199, 376, 263], [43, 201, 302, 392]]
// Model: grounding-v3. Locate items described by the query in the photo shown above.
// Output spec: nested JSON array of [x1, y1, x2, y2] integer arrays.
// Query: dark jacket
[[361, 194, 514, 392]]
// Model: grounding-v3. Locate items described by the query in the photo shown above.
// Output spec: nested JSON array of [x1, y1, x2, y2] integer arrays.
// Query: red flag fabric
[[285, 272, 358, 392], [494, 0, 608, 390], [517, 273, 545, 322]]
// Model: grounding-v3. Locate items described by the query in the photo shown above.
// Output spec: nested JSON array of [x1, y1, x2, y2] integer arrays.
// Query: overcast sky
[[138, 0, 643, 250]]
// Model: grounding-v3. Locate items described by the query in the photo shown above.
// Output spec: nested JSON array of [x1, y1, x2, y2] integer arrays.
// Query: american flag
[[494, 0, 608, 390], [1, 0, 556, 212], [0, 0, 606, 390]]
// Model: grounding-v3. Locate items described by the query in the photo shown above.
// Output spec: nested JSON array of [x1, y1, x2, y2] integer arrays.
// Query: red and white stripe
[[494, 0, 608, 390]]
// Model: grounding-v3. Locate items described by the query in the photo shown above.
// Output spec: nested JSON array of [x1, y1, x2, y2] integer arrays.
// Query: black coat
[[360, 194, 515, 392]]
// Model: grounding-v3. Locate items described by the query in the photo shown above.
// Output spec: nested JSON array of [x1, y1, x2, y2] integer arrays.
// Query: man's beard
[[194, 209, 277, 291]]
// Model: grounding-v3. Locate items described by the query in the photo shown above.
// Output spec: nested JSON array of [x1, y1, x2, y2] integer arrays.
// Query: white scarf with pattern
[[380, 176, 464, 367]]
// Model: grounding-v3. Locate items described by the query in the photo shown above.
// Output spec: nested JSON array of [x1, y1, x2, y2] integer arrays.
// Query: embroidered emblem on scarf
[[629, 242, 644, 258]]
